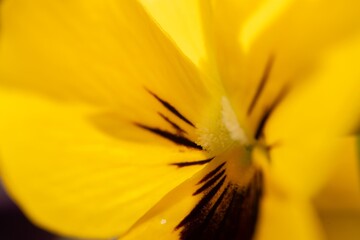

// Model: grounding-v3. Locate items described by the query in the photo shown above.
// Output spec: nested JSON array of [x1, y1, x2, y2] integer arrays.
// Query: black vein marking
[[193, 169, 226, 196], [158, 112, 187, 134], [182, 185, 231, 240], [135, 123, 202, 150], [214, 187, 241, 239], [198, 162, 226, 185], [254, 86, 289, 140], [170, 158, 214, 168], [176, 169, 263, 240], [234, 171, 263, 240], [198, 184, 231, 232], [265, 141, 282, 152], [175, 175, 226, 231], [214, 173, 262, 240], [146, 89, 196, 128], [247, 56, 275, 116], [254, 109, 271, 140]]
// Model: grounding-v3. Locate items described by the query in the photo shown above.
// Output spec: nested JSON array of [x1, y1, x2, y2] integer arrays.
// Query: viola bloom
[[0, 0, 360, 240]]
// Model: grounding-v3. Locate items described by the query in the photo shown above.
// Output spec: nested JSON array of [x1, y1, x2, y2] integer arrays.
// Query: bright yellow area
[[240, 0, 293, 51], [315, 137, 360, 212], [139, 0, 217, 79], [315, 137, 360, 240], [263, 34, 360, 198], [0, 0, 360, 239], [0, 0, 217, 125], [0, 89, 207, 238], [0, 0, 219, 237], [122, 166, 204, 240], [214, 0, 360, 137], [255, 196, 325, 240]]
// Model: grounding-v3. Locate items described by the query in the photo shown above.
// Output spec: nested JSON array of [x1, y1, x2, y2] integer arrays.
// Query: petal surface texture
[[315, 137, 360, 240], [0, 0, 222, 238], [265, 34, 360, 197], [0, 90, 209, 238], [0, 0, 219, 115], [139, 0, 215, 77], [212, 0, 360, 135], [1, 0, 360, 240]]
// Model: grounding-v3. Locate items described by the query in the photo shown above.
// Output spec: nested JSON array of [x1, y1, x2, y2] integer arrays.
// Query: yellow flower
[[0, 0, 359, 240]]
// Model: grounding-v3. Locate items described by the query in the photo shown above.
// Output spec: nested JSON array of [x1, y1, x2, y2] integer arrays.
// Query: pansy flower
[[0, 0, 359, 239]]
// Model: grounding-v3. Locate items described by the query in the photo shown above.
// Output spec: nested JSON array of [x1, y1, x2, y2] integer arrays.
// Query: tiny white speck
[[160, 219, 167, 225]]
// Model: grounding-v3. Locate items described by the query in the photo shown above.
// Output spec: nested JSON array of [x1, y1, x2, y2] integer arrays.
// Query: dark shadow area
[[0, 184, 57, 240]]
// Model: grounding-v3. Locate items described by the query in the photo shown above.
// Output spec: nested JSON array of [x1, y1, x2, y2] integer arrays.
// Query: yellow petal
[[255, 196, 325, 240], [0, 2, 229, 237], [261, 34, 360, 197], [122, 148, 263, 240], [314, 136, 360, 240], [122, 148, 324, 240], [318, 212, 360, 240], [213, 0, 360, 136], [120, 170, 201, 240], [315, 136, 360, 212], [0, 90, 208, 238], [212, 0, 294, 130], [260, 138, 356, 200], [266, 35, 360, 140], [0, 0, 219, 125], [139, 0, 218, 79]]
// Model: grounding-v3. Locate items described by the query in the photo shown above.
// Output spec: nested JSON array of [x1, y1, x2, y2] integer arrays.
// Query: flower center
[[134, 89, 264, 240], [196, 96, 253, 158], [221, 97, 249, 145]]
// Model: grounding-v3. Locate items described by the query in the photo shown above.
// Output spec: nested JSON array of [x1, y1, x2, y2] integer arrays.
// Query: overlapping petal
[[0, 0, 359, 239], [139, 0, 217, 79], [255, 196, 324, 240], [0, 0, 223, 237], [212, 0, 360, 136], [211, 0, 360, 198], [263, 35, 360, 197], [120, 149, 263, 240], [314, 136, 360, 240], [0, 0, 221, 125]]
